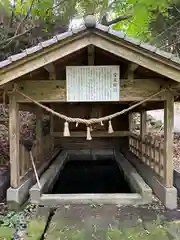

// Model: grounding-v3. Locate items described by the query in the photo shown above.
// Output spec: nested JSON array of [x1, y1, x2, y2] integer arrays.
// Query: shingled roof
[[0, 14, 180, 87], [0, 15, 179, 70]]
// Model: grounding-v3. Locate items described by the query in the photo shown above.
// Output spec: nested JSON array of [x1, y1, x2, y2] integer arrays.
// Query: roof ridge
[[0, 15, 179, 70]]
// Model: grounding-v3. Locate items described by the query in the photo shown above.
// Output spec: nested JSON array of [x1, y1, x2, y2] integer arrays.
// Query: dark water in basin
[[52, 158, 132, 194]]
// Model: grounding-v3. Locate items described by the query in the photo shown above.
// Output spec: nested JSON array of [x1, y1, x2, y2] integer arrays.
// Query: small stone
[[84, 15, 96, 28]]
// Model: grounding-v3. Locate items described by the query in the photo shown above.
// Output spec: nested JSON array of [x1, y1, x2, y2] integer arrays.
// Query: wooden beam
[[128, 112, 133, 133], [36, 107, 42, 160], [140, 111, 147, 139], [88, 45, 95, 65], [44, 63, 56, 80], [16, 80, 66, 102], [15, 78, 165, 102], [90, 34, 180, 83], [9, 94, 20, 188], [128, 112, 133, 148], [164, 91, 174, 187], [52, 131, 129, 138], [0, 33, 90, 86], [50, 105, 54, 150], [19, 103, 36, 112], [124, 63, 139, 79], [1, 33, 180, 86], [132, 102, 164, 111]]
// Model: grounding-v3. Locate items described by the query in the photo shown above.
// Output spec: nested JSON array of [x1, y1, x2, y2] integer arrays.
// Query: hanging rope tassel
[[90, 125, 93, 132], [101, 121, 104, 126], [86, 126, 92, 140], [64, 121, 70, 136], [76, 122, 79, 127], [108, 120, 114, 134]]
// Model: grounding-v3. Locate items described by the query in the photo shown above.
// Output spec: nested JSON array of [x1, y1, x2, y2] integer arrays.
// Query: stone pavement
[[25, 199, 180, 239]]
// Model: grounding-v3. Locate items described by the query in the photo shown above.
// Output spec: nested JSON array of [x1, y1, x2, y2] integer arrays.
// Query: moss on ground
[[25, 218, 46, 240], [44, 226, 171, 240], [0, 226, 15, 240], [43, 218, 173, 240]]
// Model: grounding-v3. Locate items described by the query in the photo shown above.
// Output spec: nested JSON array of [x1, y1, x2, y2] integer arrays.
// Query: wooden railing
[[19, 134, 54, 180], [129, 133, 164, 179]]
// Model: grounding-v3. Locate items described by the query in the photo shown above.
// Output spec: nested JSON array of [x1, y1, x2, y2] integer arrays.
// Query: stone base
[[31, 149, 152, 206], [30, 151, 67, 204], [115, 150, 152, 204], [7, 180, 33, 208], [7, 149, 60, 209], [122, 149, 177, 210], [40, 193, 143, 206]]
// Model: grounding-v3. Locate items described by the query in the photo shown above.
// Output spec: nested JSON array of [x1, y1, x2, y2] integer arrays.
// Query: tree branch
[[102, 15, 131, 26], [15, 0, 36, 36], [45, 0, 66, 14], [9, 0, 16, 28], [1, 0, 36, 50], [0, 26, 37, 48]]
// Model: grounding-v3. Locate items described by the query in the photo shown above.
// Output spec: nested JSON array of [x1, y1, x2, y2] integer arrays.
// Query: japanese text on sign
[[66, 66, 120, 102]]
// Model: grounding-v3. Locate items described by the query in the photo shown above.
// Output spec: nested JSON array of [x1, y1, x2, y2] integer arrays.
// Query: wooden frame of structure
[[2, 17, 179, 208]]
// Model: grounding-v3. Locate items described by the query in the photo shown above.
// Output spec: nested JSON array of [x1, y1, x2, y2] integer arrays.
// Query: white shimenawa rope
[[14, 87, 166, 140]]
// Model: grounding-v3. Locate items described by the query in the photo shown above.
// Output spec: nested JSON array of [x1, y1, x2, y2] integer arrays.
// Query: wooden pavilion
[[0, 15, 179, 209]]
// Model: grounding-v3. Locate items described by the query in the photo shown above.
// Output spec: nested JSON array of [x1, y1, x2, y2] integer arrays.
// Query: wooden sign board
[[66, 66, 120, 102]]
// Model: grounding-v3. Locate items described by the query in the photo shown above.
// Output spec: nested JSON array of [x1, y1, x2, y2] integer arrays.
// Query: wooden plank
[[140, 111, 147, 161], [124, 63, 139, 79], [140, 111, 147, 139], [16, 80, 66, 102], [164, 91, 174, 187], [88, 45, 95, 65], [19, 143, 25, 177], [1, 33, 180, 87], [129, 113, 133, 132], [128, 113, 133, 150], [52, 130, 129, 138], [132, 102, 164, 111], [15, 78, 165, 102], [36, 107, 42, 161], [0, 33, 90, 86], [91, 34, 180, 83], [50, 105, 54, 151], [9, 94, 20, 188], [44, 63, 56, 80]]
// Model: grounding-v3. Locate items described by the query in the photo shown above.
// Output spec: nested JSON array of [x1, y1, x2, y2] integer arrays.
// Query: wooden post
[[50, 114, 54, 136], [140, 111, 147, 138], [36, 107, 42, 161], [50, 109, 54, 151], [140, 111, 147, 162], [128, 112, 133, 150], [164, 91, 174, 187], [9, 94, 20, 188], [129, 112, 133, 133]]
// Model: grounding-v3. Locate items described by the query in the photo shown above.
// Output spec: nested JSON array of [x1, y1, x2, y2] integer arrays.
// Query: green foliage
[[113, 0, 172, 41], [0, 227, 15, 240], [0, 0, 179, 58], [0, 211, 20, 228], [26, 219, 46, 240], [0, 204, 36, 229]]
